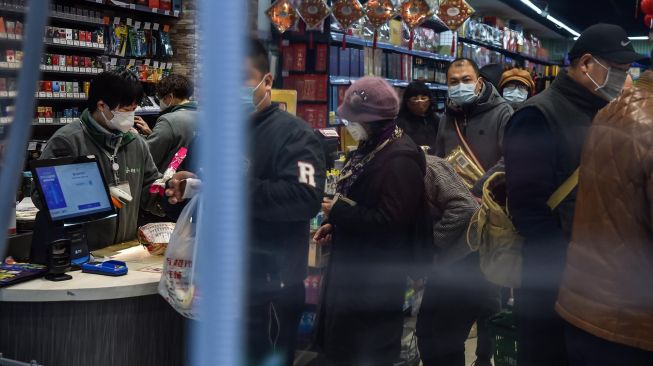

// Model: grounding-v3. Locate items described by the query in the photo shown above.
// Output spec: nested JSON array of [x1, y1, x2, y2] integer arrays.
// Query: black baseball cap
[[569, 23, 644, 64]]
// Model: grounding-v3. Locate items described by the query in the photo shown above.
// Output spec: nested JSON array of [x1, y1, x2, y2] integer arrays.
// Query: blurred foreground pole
[[193, 0, 248, 365], [0, 1, 49, 254]]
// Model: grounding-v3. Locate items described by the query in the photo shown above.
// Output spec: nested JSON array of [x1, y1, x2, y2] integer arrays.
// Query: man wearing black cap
[[503, 24, 643, 366]]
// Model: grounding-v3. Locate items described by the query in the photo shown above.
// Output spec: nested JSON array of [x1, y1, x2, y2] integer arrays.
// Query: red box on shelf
[[65, 55, 73, 66], [43, 81, 52, 92], [73, 56, 79, 67], [282, 44, 294, 72], [159, 0, 172, 11], [315, 44, 327, 72], [283, 75, 297, 91], [149, 0, 160, 8], [293, 43, 307, 72], [298, 104, 327, 129]]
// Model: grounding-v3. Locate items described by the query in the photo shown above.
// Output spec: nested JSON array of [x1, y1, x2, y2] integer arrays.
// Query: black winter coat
[[396, 112, 439, 154], [318, 134, 427, 365]]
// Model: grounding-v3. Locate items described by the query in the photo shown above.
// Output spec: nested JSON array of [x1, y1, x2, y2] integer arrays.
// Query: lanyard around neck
[[80, 120, 123, 185]]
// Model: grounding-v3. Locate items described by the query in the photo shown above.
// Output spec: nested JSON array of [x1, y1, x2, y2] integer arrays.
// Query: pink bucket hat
[[337, 77, 400, 123]]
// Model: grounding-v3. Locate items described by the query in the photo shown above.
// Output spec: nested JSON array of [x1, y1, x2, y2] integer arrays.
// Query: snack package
[[150, 147, 188, 196], [138, 222, 176, 255]]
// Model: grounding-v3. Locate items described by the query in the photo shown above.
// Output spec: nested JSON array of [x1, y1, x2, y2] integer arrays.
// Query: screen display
[[35, 162, 112, 221]]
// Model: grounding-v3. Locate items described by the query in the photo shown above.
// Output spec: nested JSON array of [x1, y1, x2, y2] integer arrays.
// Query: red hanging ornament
[[297, 0, 331, 29], [266, 0, 299, 34], [400, 0, 433, 50], [642, 0, 653, 15], [365, 0, 396, 50], [438, 0, 475, 31], [645, 14, 653, 28], [332, 0, 365, 49]]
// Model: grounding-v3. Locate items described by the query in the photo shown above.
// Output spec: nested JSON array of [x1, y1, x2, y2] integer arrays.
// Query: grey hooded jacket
[[435, 81, 513, 171]]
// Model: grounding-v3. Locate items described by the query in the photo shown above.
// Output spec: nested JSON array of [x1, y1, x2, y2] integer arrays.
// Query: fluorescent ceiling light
[[519, 0, 542, 15], [520, 0, 580, 37], [628, 36, 649, 40]]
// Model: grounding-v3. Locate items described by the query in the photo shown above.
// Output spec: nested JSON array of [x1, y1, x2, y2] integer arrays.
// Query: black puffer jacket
[[318, 133, 427, 365]]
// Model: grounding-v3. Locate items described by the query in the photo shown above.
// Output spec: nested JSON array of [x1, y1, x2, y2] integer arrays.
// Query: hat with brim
[[569, 23, 645, 65]]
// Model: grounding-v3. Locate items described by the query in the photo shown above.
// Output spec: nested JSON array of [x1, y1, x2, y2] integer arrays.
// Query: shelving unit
[[329, 75, 447, 91], [83, 0, 180, 19], [330, 32, 455, 63], [458, 36, 559, 66]]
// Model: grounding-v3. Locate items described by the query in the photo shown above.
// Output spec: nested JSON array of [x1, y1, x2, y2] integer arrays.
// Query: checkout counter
[[0, 157, 186, 366]]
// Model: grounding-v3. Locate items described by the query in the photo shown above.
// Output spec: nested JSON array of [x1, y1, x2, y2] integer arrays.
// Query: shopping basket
[[488, 311, 518, 366]]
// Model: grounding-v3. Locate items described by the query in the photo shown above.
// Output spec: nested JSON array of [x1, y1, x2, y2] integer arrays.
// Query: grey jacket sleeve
[[139, 139, 164, 216], [145, 117, 175, 170], [496, 104, 514, 151], [425, 157, 479, 250]]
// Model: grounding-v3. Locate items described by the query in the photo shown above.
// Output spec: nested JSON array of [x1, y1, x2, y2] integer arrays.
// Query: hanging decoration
[[365, 0, 397, 49], [266, 0, 299, 34], [297, 0, 331, 48], [642, 0, 653, 15], [400, 0, 434, 50], [642, 0, 653, 39], [332, 0, 366, 49], [438, 0, 475, 31]]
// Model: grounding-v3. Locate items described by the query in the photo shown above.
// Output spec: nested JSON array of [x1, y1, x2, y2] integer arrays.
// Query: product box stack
[[282, 42, 329, 129]]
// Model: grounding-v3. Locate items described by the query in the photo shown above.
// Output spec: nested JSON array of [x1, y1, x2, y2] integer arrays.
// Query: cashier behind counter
[[31, 70, 163, 247]]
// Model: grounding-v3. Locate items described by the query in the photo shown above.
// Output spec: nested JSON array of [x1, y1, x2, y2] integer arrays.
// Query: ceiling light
[[628, 36, 649, 40], [520, 0, 580, 37]]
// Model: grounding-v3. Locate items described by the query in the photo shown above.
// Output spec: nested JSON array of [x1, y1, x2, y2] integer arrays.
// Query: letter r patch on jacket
[[298, 161, 316, 187]]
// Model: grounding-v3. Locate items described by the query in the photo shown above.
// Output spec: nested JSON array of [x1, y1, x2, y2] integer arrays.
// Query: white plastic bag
[[158, 195, 200, 319]]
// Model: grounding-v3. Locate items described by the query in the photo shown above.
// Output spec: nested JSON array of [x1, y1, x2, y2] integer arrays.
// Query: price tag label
[[151, 8, 158, 13], [67, 66, 74, 72], [153, 61, 159, 68], [174, 10, 180, 17], [74, 40, 80, 46], [46, 117, 54, 124], [129, 4, 136, 9], [127, 18, 132, 26], [145, 58, 151, 66], [39, 64, 45, 70], [135, 21, 141, 29], [37, 118, 45, 124], [74, 67, 80, 72], [114, 17, 121, 25], [0, 62, 8, 68], [46, 92, 53, 98], [38, 92, 47, 98], [0, 91, 8, 97], [111, 58, 117, 66], [0, 33, 7, 39], [52, 38, 60, 44], [82, 41, 89, 47], [15, 34, 22, 40], [144, 22, 151, 30], [74, 92, 81, 99], [164, 10, 170, 15], [93, 67, 100, 73], [8, 91, 16, 97], [66, 39, 74, 45], [128, 59, 136, 66], [153, 23, 160, 31], [8, 33, 15, 39]]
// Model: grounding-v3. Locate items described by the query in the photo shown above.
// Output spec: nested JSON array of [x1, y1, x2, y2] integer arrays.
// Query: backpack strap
[[547, 168, 579, 210], [454, 119, 486, 172]]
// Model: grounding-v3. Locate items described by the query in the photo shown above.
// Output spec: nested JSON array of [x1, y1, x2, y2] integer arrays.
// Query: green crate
[[489, 311, 518, 366]]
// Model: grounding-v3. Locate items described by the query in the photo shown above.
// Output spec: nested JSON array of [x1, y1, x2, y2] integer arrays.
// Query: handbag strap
[[547, 168, 579, 210], [454, 119, 486, 172]]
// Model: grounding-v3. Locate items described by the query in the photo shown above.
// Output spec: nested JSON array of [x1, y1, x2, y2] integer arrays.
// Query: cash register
[[30, 156, 116, 266]]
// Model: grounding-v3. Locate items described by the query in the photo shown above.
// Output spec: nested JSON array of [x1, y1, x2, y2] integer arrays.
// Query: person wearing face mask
[[135, 73, 198, 173], [503, 23, 645, 366], [435, 58, 513, 174], [396, 81, 439, 154], [32, 70, 162, 244], [313, 77, 428, 366], [499, 68, 535, 109]]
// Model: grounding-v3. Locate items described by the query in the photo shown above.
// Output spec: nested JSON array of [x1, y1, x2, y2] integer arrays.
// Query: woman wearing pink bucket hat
[[314, 77, 431, 365]]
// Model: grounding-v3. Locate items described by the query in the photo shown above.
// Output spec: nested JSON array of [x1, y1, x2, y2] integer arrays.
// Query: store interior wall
[[169, 0, 197, 80]]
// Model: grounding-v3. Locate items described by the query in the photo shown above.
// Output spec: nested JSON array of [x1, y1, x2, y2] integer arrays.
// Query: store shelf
[[329, 75, 448, 91], [0, 63, 102, 76], [45, 38, 106, 53], [0, 33, 23, 43], [83, 0, 180, 18], [330, 32, 455, 62], [34, 92, 87, 101], [0, 5, 105, 27], [458, 37, 558, 66]]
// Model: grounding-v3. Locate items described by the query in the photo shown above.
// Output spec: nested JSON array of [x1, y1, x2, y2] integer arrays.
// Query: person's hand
[[165, 171, 197, 204], [322, 198, 333, 217], [134, 116, 152, 136], [313, 224, 333, 246]]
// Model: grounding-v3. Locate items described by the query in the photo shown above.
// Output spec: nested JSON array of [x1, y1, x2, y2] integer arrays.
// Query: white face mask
[[503, 86, 529, 103], [448, 80, 480, 107], [101, 108, 135, 133], [158, 95, 170, 111], [585, 58, 628, 102], [345, 122, 368, 142]]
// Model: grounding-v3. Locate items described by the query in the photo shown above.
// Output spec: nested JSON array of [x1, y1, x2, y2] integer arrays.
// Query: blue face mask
[[448, 80, 480, 107], [502, 86, 529, 103], [242, 76, 268, 115]]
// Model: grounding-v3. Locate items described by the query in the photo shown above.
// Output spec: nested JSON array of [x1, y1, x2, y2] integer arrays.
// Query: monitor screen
[[34, 161, 113, 222]]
